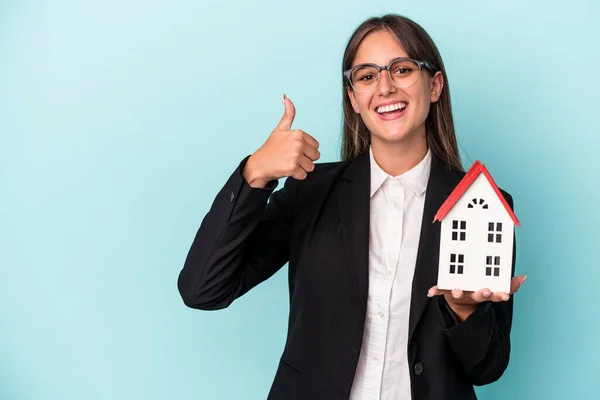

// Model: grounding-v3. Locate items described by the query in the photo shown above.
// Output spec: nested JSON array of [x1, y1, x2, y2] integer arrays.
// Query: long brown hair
[[341, 14, 463, 171]]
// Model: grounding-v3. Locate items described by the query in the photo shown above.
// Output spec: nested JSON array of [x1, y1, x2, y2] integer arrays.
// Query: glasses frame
[[343, 57, 436, 92]]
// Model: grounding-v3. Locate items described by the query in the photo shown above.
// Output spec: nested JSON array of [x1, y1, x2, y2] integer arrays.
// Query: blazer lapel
[[335, 151, 462, 342], [408, 156, 461, 344], [337, 152, 371, 303]]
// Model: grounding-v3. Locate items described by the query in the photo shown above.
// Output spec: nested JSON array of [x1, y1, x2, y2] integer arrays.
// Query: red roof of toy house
[[433, 161, 520, 226]]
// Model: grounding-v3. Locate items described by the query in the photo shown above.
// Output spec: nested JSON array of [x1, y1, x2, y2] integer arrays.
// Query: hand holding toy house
[[434, 161, 520, 294]]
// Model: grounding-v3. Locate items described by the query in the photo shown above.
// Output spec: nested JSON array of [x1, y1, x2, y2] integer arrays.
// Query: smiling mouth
[[376, 102, 407, 114]]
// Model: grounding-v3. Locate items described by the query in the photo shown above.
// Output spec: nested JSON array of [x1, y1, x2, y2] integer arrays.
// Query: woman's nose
[[377, 70, 396, 96]]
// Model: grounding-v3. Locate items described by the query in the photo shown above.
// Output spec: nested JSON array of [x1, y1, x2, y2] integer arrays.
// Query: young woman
[[178, 14, 526, 400]]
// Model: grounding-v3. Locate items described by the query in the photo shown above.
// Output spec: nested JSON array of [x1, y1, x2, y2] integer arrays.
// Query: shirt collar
[[369, 146, 432, 198]]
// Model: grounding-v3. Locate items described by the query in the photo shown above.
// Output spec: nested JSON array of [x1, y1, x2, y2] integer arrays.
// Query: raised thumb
[[275, 94, 296, 131]]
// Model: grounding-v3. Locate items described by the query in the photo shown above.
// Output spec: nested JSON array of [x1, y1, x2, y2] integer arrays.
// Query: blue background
[[1, 1, 599, 399]]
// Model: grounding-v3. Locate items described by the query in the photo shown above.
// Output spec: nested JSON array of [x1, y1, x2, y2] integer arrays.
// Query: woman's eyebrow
[[352, 56, 410, 67]]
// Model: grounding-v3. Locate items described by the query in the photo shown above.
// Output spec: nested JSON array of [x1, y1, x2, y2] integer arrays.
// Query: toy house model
[[434, 161, 520, 294]]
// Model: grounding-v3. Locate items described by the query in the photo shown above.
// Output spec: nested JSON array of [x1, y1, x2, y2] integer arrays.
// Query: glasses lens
[[389, 59, 420, 88], [350, 65, 379, 92]]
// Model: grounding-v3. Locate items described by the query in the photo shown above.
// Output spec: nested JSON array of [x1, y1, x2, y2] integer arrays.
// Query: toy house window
[[467, 198, 489, 209], [485, 255, 500, 277], [487, 222, 502, 243], [450, 253, 464, 274], [452, 220, 467, 241]]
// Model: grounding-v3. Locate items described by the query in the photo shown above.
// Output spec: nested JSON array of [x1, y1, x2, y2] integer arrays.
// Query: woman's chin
[[372, 130, 417, 145]]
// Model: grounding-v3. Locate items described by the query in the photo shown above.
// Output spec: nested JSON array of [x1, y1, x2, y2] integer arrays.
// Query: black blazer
[[178, 151, 516, 400]]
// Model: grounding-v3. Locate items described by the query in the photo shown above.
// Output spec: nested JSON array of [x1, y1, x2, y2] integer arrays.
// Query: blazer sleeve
[[436, 191, 517, 386], [177, 156, 297, 310]]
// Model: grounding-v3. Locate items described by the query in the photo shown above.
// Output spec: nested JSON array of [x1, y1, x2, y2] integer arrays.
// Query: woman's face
[[347, 30, 443, 148]]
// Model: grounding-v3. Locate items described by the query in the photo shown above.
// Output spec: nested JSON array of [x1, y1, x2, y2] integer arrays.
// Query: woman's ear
[[430, 71, 444, 103], [347, 87, 361, 113]]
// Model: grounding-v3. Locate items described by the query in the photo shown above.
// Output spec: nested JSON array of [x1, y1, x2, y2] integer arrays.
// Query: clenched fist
[[243, 95, 321, 188]]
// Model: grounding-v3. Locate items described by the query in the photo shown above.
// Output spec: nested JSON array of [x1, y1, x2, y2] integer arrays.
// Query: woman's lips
[[376, 105, 407, 121]]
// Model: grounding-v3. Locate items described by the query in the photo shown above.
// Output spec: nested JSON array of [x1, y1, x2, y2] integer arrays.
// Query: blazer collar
[[408, 155, 462, 343], [337, 150, 462, 343], [337, 151, 371, 302]]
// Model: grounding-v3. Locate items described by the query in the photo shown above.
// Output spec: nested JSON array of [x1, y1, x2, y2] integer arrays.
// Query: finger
[[490, 292, 511, 302], [427, 285, 443, 297], [427, 286, 439, 297], [289, 166, 307, 180], [296, 155, 315, 174], [470, 288, 492, 303], [275, 94, 296, 131], [510, 275, 527, 294], [451, 289, 464, 300], [428, 285, 456, 298], [302, 132, 320, 149], [303, 143, 321, 161]]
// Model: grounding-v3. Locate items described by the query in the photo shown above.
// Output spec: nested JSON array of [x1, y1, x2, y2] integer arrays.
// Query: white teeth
[[377, 102, 407, 114]]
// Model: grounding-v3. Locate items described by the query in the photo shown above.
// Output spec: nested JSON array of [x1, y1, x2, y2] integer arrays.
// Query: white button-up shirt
[[349, 147, 431, 400]]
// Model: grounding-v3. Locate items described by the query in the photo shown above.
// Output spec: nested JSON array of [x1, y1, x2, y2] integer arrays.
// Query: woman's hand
[[427, 275, 527, 322], [243, 95, 321, 188]]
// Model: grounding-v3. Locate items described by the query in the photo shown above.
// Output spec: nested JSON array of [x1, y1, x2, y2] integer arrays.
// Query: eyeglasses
[[343, 57, 435, 93]]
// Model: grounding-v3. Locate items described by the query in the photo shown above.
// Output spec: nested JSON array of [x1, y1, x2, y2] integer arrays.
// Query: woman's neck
[[370, 136, 428, 177]]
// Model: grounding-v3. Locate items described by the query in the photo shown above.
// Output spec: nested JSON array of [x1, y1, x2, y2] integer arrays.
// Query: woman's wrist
[[243, 156, 270, 188], [446, 299, 478, 322]]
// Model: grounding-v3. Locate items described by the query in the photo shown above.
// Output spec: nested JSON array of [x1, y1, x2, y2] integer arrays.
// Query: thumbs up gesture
[[243, 95, 321, 188]]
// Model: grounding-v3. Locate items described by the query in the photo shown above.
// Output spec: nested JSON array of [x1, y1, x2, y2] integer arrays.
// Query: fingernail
[[483, 291, 491, 298], [282, 93, 287, 104], [427, 292, 432, 298], [503, 294, 510, 301], [521, 275, 527, 285]]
